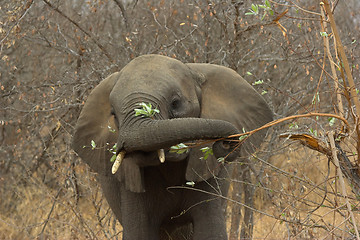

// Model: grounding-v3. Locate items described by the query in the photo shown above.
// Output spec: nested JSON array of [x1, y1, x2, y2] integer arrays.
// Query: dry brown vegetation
[[1, 0, 360, 239]]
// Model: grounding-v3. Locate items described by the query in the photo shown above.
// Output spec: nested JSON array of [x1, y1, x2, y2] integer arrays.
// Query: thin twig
[[38, 188, 62, 237], [167, 185, 328, 230], [320, 6, 345, 125]]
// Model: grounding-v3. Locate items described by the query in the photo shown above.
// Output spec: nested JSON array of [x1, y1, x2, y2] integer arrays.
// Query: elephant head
[[72, 54, 273, 192]]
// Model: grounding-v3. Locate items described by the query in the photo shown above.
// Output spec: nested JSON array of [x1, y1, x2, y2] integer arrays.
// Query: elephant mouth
[[111, 146, 192, 174], [111, 149, 165, 174]]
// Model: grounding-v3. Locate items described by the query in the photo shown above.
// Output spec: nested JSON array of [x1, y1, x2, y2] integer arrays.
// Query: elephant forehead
[[112, 73, 177, 97], [120, 55, 189, 80], [109, 55, 197, 105]]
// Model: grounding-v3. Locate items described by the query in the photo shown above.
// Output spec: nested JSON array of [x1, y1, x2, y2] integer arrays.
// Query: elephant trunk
[[111, 114, 240, 175], [118, 117, 239, 152]]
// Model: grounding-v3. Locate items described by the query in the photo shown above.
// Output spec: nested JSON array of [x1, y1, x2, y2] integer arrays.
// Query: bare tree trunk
[[229, 167, 242, 240], [240, 163, 254, 240]]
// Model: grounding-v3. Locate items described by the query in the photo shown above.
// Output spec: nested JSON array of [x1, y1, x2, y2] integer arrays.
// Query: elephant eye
[[111, 108, 117, 120], [111, 108, 119, 128], [170, 98, 181, 110]]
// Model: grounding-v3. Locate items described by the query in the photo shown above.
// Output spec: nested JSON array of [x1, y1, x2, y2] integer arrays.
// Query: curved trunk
[[118, 118, 239, 152]]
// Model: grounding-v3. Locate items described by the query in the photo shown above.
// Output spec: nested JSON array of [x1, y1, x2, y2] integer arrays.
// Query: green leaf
[[239, 135, 248, 141], [320, 32, 328, 37], [261, 12, 266, 21], [261, 90, 268, 95], [109, 143, 117, 155], [134, 109, 148, 116], [309, 128, 318, 137], [200, 147, 211, 152], [245, 11, 255, 16], [170, 143, 188, 154], [134, 102, 160, 118], [91, 140, 96, 150], [265, 0, 271, 8], [217, 157, 225, 163], [312, 93, 320, 104], [200, 147, 213, 160], [110, 154, 117, 162], [251, 4, 259, 14], [252, 80, 264, 85], [328, 117, 335, 126], [108, 125, 116, 133], [246, 71, 253, 76], [259, 4, 267, 9], [289, 122, 299, 129], [186, 181, 195, 187]]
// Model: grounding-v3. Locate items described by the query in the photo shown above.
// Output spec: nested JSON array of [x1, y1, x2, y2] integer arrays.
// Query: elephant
[[72, 54, 273, 240]]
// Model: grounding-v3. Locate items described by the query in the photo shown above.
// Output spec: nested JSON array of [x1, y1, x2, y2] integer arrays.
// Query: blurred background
[[1, 0, 359, 239]]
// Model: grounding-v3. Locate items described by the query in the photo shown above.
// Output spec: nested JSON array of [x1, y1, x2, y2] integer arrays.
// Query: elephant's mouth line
[[111, 147, 189, 175]]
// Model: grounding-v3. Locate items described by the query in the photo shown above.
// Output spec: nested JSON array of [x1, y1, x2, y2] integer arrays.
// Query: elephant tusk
[[158, 149, 165, 163], [112, 150, 126, 174]]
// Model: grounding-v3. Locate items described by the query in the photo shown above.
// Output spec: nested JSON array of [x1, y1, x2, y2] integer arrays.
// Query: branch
[[328, 131, 360, 240], [112, 0, 129, 31], [322, 1, 360, 122], [38, 188, 62, 238], [320, 6, 345, 125], [228, 112, 349, 140], [322, 0, 360, 169], [42, 0, 113, 62]]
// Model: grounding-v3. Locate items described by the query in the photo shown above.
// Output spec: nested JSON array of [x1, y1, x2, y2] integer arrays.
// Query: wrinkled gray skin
[[72, 55, 273, 240]]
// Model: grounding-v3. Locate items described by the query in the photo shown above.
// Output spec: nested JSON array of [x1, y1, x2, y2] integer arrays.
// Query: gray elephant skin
[[72, 54, 273, 240]]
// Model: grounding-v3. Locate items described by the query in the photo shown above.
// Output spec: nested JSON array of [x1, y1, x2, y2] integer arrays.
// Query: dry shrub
[[1, 0, 359, 239]]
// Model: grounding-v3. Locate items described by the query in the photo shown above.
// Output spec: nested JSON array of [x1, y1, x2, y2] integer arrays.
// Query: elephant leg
[[185, 180, 228, 240], [189, 197, 227, 240], [160, 224, 193, 240], [97, 175, 160, 240]]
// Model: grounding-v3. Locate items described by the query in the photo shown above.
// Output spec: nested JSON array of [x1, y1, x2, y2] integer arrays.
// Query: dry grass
[[1, 143, 359, 239]]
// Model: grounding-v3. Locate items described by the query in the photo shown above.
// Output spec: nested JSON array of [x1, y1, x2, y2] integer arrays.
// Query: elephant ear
[[185, 63, 273, 182], [72, 72, 120, 176]]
